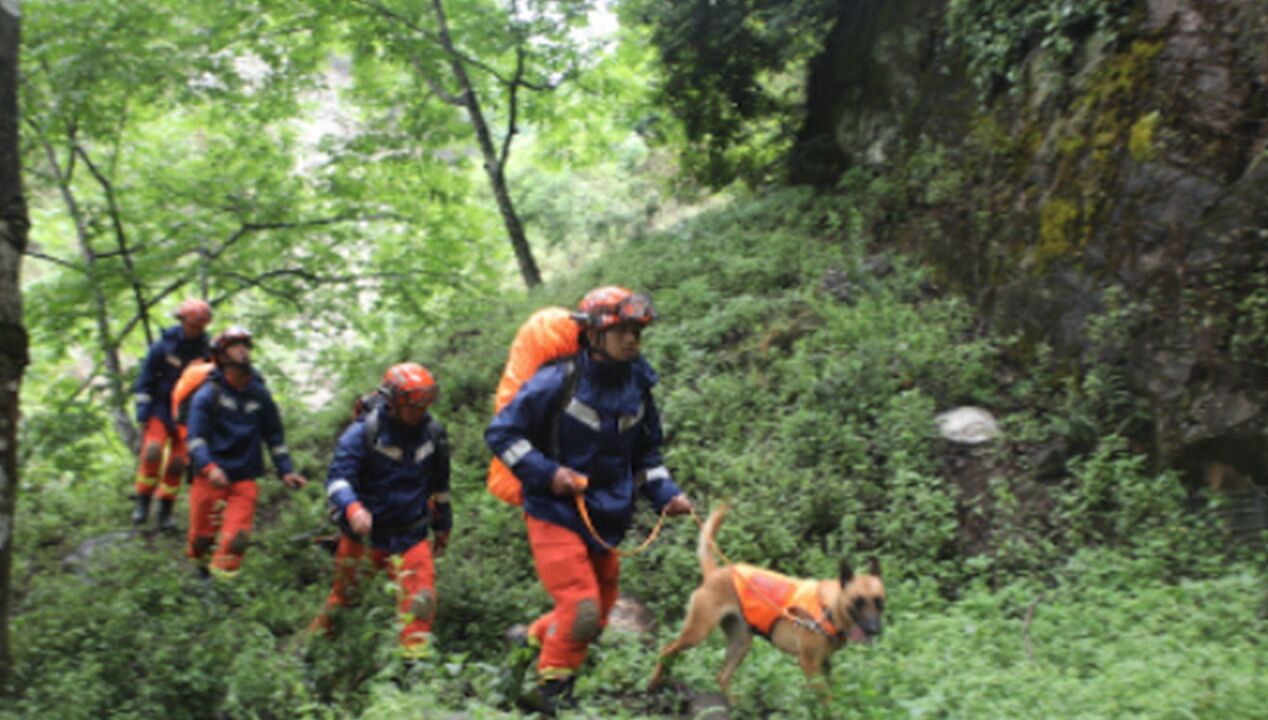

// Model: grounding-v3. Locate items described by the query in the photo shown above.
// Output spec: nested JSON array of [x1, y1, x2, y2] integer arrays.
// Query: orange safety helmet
[[574, 286, 656, 331], [212, 326, 253, 353], [174, 298, 212, 323], [380, 362, 439, 409]]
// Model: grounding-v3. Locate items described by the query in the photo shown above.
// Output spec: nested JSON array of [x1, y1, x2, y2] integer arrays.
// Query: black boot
[[497, 625, 535, 706], [130, 494, 152, 525], [155, 499, 177, 532], [521, 676, 575, 718]]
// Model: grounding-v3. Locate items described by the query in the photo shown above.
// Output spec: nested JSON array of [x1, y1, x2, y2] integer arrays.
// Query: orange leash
[[574, 494, 670, 558]]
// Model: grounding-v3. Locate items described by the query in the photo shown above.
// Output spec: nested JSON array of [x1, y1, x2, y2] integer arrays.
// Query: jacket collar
[[211, 367, 265, 394], [575, 353, 656, 415], [163, 324, 208, 349]]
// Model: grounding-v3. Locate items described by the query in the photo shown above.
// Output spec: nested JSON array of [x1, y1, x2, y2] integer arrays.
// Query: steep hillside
[[7, 188, 1263, 719]]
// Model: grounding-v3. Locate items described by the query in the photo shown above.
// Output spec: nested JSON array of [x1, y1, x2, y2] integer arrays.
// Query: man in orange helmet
[[130, 298, 212, 531], [309, 363, 452, 658], [486, 286, 693, 715], [185, 326, 307, 579]]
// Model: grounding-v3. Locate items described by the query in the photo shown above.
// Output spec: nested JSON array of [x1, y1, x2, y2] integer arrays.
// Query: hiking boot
[[130, 494, 152, 525], [497, 624, 537, 705], [519, 676, 575, 718], [155, 499, 178, 533]]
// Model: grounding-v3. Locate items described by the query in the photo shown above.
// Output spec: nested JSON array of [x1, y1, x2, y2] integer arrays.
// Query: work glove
[[206, 464, 230, 490], [664, 494, 694, 517], [550, 467, 588, 497], [433, 529, 450, 557], [347, 502, 372, 537]]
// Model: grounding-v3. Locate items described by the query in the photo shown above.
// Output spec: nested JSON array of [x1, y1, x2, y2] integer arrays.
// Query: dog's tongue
[[848, 624, 869, 644]]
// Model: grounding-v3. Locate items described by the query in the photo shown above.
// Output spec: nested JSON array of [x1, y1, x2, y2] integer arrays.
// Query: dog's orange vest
[[731, 564, 841, 638]]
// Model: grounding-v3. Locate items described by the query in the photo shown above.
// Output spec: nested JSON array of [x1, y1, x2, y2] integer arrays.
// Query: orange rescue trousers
[[186, 473, 258, 576], [525, 514, 620, 676], [134, 417, 188, 501], [309, 535, 437, 651]]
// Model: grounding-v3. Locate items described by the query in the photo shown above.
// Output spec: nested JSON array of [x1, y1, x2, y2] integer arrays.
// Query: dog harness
[[732, 564, 844, 641]]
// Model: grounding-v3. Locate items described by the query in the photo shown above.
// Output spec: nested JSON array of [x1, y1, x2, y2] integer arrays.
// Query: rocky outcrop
[[802, 0, 1267, 485]]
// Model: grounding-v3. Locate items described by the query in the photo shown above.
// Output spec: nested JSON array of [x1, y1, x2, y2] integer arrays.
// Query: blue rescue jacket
[[485, 351, 682, 552], [186, 369, 295, 482], [133, 325, 211, 428], [324, 405, 452, 554]]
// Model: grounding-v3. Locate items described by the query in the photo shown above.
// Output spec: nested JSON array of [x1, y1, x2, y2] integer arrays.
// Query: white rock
[[934, 407, 1001, 444]]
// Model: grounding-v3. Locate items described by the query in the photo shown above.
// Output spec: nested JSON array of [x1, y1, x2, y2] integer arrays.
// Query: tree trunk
[[430, 0, 542, 288], [0, 0, 30, 691]]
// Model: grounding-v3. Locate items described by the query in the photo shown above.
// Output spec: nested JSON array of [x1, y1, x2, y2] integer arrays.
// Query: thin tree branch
[[218, 266, 455, 290], [208, 215, 366, 261], [350, 0, 542, 90], [1021, 599, 1038, 661], [56, 364, 102, 412], [409, 53, 463, 106], [22, 248, 85, 273], [73, 141, 153, 345], [111, 277, 190, 347], [93, 247, 147, 259], [498, 45, 525, 170]]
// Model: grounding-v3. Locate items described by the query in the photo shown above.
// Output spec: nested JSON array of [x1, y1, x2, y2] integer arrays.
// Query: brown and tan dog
[[648, 505, 885, 701]]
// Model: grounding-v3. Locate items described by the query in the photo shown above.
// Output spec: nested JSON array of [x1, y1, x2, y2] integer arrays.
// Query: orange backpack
[[487, 307, 581, 505], [170, 360, 215, 441]]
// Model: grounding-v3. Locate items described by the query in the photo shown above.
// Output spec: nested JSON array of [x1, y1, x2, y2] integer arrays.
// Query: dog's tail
[[697, 503, 730, 576]]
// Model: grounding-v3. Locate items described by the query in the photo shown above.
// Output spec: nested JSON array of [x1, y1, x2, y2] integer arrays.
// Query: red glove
[[346, 502, 372, 536]]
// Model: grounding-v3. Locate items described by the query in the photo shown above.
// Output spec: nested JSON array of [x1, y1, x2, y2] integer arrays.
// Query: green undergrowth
[[9, 187, 1265, 717]]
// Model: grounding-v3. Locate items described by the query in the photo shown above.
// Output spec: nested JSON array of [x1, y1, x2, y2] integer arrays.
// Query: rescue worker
[[130, 298, 212, 530], [185, 326, 307, 579], [309, 363, 452, 658], [485, 286, 693, 715]]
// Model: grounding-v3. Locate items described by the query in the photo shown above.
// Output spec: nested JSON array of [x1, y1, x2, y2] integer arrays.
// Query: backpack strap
[[205, 370, 224, 425], [357, 401, 447, 470], [361, 400, 382, 456], [547, 356, 580, 460], [426, 417, 449, 464]]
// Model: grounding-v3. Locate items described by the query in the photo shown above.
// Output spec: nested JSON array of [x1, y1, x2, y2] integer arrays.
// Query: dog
[[648, 504, 885, 702]]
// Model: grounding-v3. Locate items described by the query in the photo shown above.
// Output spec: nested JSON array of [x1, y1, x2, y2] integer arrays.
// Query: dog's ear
[[868, 556, 881, 578], [838, 559, 853, 587]]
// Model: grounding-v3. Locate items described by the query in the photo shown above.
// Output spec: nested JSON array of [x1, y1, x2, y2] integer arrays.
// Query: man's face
[[181, 315, 210, 339], [222, 341, 251, 366], [389, 401, 427, 427], [593, 322, 643, 362]]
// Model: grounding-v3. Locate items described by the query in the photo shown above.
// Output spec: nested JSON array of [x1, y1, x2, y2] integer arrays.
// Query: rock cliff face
[[802, 0, 1267, 486]]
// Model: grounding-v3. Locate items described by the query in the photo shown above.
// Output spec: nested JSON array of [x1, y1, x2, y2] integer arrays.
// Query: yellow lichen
[[1129, 111, 1161, 162], [1037, 197, 1083, 269]]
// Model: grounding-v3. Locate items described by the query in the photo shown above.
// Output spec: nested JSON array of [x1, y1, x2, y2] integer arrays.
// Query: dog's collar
[[808, 586, 846, 644], [821, 606, 847, 645]]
